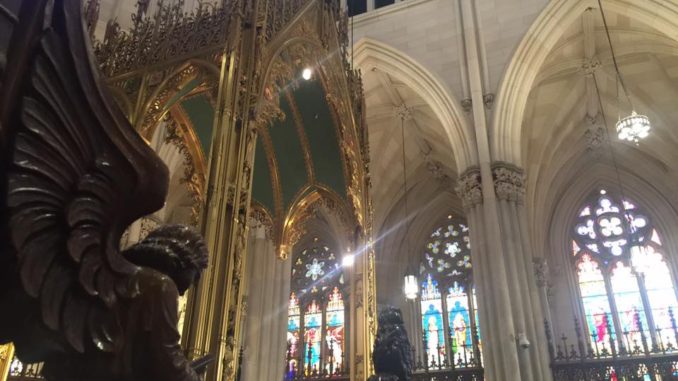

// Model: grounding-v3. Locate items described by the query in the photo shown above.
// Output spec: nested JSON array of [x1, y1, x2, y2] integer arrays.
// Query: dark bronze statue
[[368, 307, 413, 381], [0, 1, 210, 380]]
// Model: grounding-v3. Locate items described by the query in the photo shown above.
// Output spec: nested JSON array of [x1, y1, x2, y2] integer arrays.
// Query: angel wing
[[0, 0, 169, 356]]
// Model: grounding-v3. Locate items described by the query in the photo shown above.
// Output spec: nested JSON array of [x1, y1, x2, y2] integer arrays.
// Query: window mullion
[[603, 271, 625, 355], [440, 289, 452, 369], [320, 298, 326, 375], [300, 304, 307, 376], [637, 273, 658, 350]]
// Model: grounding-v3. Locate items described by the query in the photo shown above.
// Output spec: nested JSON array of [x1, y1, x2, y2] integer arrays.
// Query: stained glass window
[[572, 189, 678, 355], [325, 287, 345, 373], [286, 292, 301, 375], [285, 239, 347, 379], [421, 274, 445, 366], [416, 215, 482, 369], [304, 300, 322, 372]]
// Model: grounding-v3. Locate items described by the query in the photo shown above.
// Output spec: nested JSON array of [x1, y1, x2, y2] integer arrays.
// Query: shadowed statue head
[[124, 224, 209, 295]]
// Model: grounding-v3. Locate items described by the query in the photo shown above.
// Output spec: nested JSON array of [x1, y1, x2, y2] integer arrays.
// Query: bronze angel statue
[[0, 1, 210, 380]]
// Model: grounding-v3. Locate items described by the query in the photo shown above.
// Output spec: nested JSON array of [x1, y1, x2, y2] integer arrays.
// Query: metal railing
[[284, 339, 349, 380], [409, 330, 484, 381], [546, 309, 678, 380]]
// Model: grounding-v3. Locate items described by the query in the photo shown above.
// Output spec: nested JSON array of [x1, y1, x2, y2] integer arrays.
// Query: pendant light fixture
[[598, 0, 651, 143]]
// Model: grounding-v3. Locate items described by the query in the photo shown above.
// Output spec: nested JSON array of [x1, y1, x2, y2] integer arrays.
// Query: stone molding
[[492, 162, 525, 203], [455, 167, 482, 209]]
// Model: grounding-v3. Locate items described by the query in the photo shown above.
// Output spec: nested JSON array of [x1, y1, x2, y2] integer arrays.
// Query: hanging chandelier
[[616, 111, 651, 143]]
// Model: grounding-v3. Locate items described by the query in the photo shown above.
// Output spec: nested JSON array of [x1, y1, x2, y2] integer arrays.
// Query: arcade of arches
[[4, 1, 678, 381]]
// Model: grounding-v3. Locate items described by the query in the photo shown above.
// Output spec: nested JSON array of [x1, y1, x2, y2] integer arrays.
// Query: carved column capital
[[455, 167, 483, 209], [492, 163, 525, 203]]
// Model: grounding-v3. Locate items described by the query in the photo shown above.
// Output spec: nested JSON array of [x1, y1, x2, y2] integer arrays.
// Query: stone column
[[491, 163, 552, 381], [455, 0, 552, 378], [241, 226, 291, 381], [533, 257, 554, 355], [455, 169, 500, 381]]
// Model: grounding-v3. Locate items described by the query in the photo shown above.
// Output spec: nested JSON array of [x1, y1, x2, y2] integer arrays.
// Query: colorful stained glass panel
[[325, 288, 345, 372], [578, 255, 616, 353], [611, 262, 650, 349], [421, 298, 445, 366], [447, 282, 472, 364], [304, 301, 322, 373]]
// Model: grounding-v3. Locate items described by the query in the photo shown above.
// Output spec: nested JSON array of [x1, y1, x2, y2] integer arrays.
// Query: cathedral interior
[[2, 0, 678, 380]]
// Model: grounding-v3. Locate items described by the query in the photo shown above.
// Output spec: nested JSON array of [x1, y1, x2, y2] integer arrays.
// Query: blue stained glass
[[447, 283, 472, 363], [288, 315, 300, 331], [447, 283, 472, 346], [421, 274, 444, 365], [421, 299, 445, 365]]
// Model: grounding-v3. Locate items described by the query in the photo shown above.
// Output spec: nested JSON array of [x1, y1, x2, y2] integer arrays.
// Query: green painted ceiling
[[174, 78, 346, 219], [252, 78, 347, 216], [181, 94, 214, 156]]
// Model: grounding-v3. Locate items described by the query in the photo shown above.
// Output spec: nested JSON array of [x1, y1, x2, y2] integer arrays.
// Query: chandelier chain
[[592, 72, 635, 234], [400, 115, 409, 255], [597, 0, 633, 110]]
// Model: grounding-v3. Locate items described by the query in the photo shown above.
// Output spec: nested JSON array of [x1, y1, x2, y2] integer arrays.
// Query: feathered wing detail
[[3, 0, 169, 354]]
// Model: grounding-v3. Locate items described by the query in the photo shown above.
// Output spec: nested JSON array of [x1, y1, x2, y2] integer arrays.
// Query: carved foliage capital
[[492, 163, 525, 203], [455, 168, 482, 209]]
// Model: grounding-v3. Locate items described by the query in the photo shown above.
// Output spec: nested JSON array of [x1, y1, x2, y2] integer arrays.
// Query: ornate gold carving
[[164, 109, 207, 226], [0, 344, 14, 381], [138, 64, 200, 138], [257, 127, 284, 220], [492, 162, 525, 204], [94, 0, 235, 78], [250, 202, 274, 239], [455, 167, 483, 209], [261, 0, 312, 44], [278, 186, 354, 259]]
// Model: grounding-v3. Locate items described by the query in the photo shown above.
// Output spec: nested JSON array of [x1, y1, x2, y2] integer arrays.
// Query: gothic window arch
[[572, 189, 678, 355], [286, 239, 347, 379], [416, 215, 482, 369]]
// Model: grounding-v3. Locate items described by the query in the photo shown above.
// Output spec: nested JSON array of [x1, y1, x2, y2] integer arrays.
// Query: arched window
[[572, 189, 678, 355], [285, 240, 347, 379], [417, 215, 482, 369]]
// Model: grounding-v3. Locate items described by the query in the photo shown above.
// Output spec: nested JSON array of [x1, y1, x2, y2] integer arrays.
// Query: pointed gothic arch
[[352, 37, 476, 172]]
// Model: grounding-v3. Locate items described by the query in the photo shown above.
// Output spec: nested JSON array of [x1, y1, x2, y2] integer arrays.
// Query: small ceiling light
[[342, 254, 355, 267], [302, 68, 313, 80], [616, 111, 651, 144]]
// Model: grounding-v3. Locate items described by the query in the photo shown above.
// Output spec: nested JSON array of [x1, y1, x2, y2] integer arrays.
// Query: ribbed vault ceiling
[[252, 78, 347, 219], [523, 6, 678, 254], [362, 67, 458, 233]]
